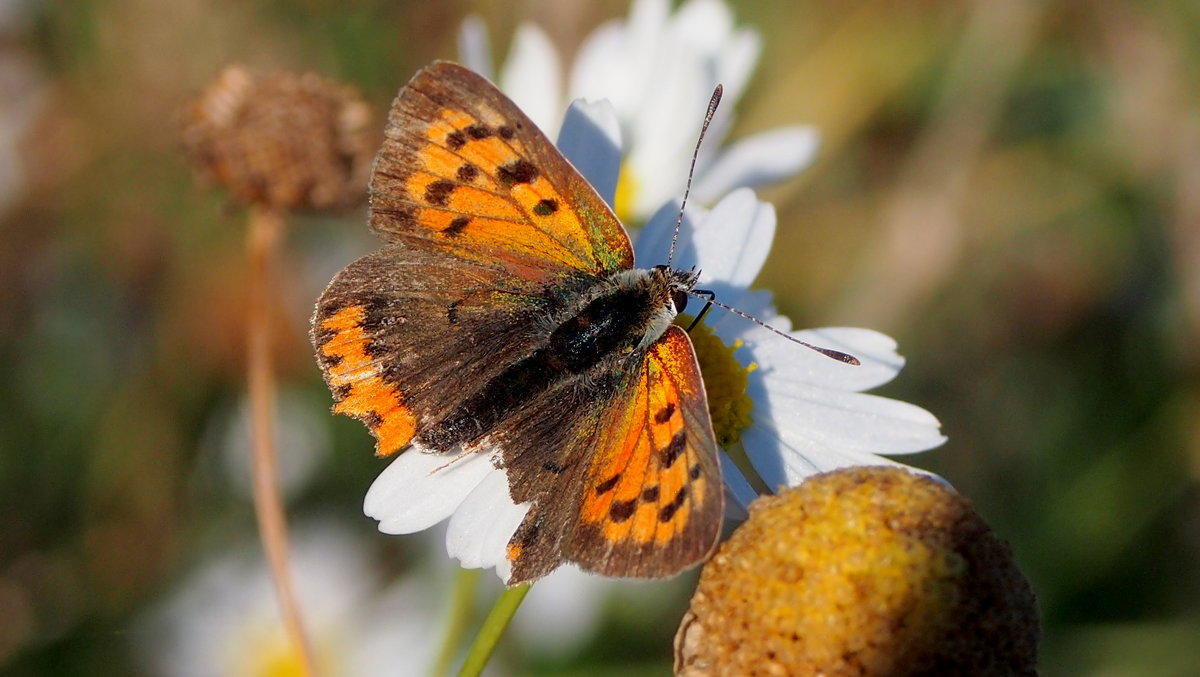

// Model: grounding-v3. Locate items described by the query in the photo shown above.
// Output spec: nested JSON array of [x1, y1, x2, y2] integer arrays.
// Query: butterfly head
[[653, 264, 699, 316]]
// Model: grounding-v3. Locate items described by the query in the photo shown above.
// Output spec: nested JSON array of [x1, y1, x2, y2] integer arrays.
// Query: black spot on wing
[[641, 485, 660, 502], [610, 498, 637, 523], [661, 431, 686, 468], [659, 486, 689, 523], [466, 123, 493, 140], [533, 199, 559, 216], [445, 130, 466, 150], [595, 474, 621, 496], [424, 179, 456, 206], [498, 125, 515, 140], [655, 402, 676, 424], [498, 159, 539, 186], [444, 216, 470, 236], [456, 163, 479, 182], [446, 300, 462, 325]]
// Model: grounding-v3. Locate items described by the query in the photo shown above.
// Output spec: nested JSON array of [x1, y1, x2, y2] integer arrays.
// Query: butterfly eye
[[671, 289, 689, 314]]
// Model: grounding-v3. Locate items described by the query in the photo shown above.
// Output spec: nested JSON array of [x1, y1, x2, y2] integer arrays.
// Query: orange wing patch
[[317, 305, 417, 456], [579, 326, 721, 554]]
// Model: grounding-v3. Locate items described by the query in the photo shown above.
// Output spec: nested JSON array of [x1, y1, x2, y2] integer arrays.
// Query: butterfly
[[310, 61, 723, 585]]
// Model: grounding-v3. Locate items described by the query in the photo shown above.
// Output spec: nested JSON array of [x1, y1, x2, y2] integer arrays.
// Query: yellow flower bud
[[675, 466, 1039, 676]]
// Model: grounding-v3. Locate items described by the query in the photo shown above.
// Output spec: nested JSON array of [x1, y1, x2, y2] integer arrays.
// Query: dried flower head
[[183, 65, 373, 211], [674, 467, 1039, 677]]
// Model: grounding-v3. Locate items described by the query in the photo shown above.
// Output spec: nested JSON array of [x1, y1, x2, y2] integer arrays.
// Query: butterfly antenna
[[667, 84, 723, 267], [687, 291, 861, 365]]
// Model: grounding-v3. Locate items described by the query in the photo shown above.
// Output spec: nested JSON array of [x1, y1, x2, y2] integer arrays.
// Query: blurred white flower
[[459, 0, 819, 223], [201, 387, 329, 499], [135, 525, 446, 677]]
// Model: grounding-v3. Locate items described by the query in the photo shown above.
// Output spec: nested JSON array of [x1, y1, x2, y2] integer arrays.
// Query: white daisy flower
[[134, 525, 446, 677], [363, 98, 944, 581], [459, 0, 819, 224]]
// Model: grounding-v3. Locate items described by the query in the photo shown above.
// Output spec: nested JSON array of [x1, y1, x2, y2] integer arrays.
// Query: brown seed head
[[674, 466, 1040, 677], [182, 65, 373, 211]]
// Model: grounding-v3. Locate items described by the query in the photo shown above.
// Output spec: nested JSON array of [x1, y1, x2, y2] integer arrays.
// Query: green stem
[[456, 583, 532, 677], [433, 568, 482, 677]]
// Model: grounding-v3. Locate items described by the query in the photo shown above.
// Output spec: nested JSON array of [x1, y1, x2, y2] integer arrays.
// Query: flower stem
[[433, 568, 482, 677], [455, 583, 531, 677], [247, 204, 317, 676]]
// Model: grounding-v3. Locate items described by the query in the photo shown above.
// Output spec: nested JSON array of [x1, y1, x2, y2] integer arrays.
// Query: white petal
[[557, 98, 622, 208], [712, 28, 761, 105], [693, 126, 820, 203], [445, 467, 530, 576], [624, 63, 710, 218], [627, 0, 671, 48], [691, 188, 774, 289], [752, 378, 947, 455], [568, 22, 629, 106], [498, 23, 562, 135], [673, 0, 735, 45], [744, 326, 905, 393], [719, 450, 757, 520], [363, 449, 495, 534], [741, 422, 929, 489], [457, 15, 493, 79], [632, 198, 688, 267]]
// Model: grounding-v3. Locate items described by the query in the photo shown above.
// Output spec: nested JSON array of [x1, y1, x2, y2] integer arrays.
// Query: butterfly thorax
[[549, 265, 697, 362], [416, 265, 696, 452]]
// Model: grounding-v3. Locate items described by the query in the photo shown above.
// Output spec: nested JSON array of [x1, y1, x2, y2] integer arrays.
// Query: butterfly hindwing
[[311, 243, 575, 456], [371, 61, 633, 279], [570, 325, 724, 577]]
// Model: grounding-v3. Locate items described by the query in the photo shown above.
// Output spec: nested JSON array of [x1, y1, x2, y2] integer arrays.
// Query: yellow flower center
[[614, 159, 639, 225], [231, 626, 336, 677], [239, 635, 307, 677], [677, 315, 756, 447]]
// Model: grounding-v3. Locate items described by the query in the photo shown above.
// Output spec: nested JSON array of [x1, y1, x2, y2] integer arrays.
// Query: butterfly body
[[312, 62, 723, 584], [417, 265, 696, 453]]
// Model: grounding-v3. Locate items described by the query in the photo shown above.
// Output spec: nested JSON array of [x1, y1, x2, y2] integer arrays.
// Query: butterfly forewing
[[371, 61, 633, 278]]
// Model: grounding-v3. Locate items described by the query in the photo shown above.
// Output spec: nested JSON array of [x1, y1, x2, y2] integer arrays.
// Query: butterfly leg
[[686, 289, 716, 332]]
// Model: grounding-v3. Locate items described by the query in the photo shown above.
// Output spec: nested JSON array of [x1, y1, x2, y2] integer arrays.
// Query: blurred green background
[[2, 0, 1199, 675]]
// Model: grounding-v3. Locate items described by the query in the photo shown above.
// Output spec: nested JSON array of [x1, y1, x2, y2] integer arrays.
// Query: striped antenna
[[668, 85, 859, 367], [687, 292, 861, 365], [667, 84, 723, 267]]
